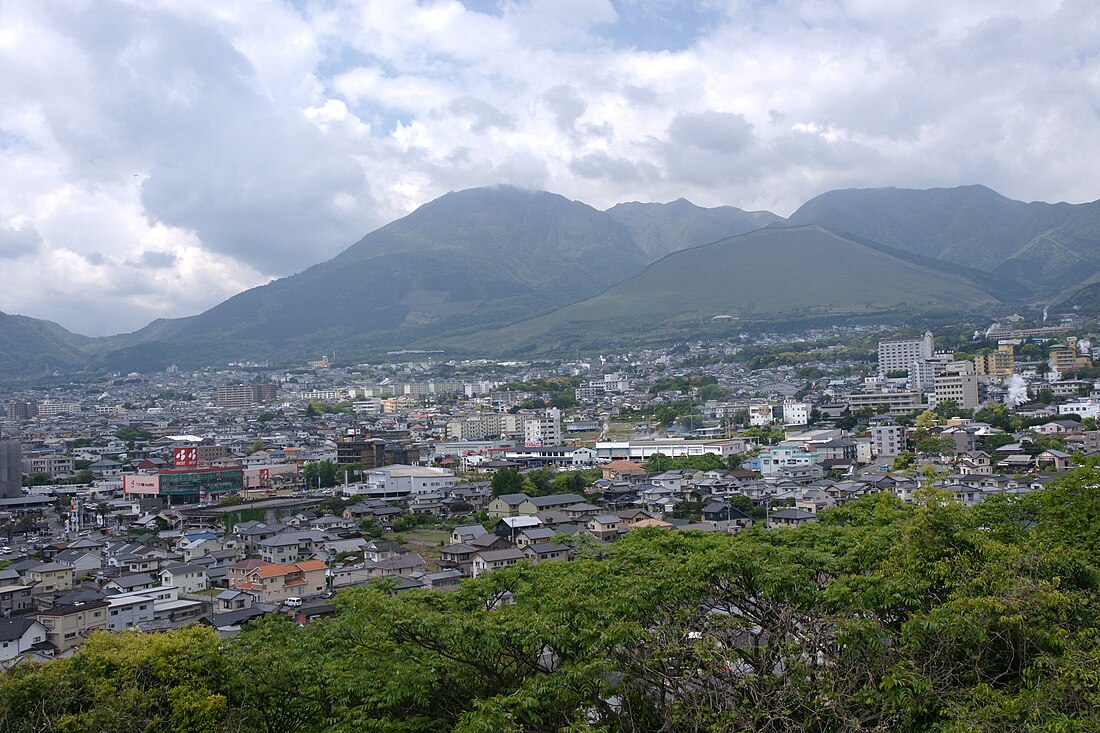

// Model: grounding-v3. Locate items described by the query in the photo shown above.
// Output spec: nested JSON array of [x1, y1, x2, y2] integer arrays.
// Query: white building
[[0, 618, 48, 662], [106, 592, 156, 631], [159, 564, 209, 594], [749, 404, 774, 426], [341, 465, 456, 500], [1059, 400, 1100, 420], [781, 399, 811, 427], [879, 331, 934, 376], [595, 438, 749, 462]]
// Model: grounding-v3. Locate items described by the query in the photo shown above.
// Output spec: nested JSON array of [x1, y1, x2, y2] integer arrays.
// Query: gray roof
[[0, 617, 41, 642]]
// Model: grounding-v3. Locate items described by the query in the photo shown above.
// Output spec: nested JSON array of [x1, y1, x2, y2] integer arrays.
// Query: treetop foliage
[[5, 467, 1100, 732]]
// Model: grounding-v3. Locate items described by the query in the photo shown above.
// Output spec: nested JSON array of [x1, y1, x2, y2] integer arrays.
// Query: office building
[[869, 417, 906, 457]]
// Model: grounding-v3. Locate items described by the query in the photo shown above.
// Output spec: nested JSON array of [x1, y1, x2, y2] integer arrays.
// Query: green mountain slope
[[606, 198, 783, 259], [457, 226, 1002, 354], [90, 186, 651, 370], [786, 185, 1100, 294], [0, 311, 92, 379]]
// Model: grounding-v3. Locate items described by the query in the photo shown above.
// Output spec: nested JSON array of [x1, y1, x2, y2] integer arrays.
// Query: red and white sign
[[259, 468, 270, 486], [174, 446, 198, 467]]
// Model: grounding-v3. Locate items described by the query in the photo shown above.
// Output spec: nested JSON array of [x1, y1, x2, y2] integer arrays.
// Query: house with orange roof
[[229, 559, 328, 603]]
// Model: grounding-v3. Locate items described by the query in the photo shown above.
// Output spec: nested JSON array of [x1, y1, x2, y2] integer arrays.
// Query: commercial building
[[878, 331, 934, 376], [123, 465, 244, 505]]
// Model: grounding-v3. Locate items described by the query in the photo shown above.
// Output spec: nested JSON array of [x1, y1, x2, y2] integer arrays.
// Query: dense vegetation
[[4, 467, 1100, 732]]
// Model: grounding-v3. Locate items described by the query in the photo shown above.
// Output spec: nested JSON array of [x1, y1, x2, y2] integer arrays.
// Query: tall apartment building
[[4, 401, 37, 420], [878, 331, 934, 376], [0, 441, 21, 499], [933, 361, 979, 410], [215, 384, 278, 408], [523, 408, 562, 446]]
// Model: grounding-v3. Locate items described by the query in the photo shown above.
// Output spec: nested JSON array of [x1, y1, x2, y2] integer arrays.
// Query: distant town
[[1, 310, 1098, 662]]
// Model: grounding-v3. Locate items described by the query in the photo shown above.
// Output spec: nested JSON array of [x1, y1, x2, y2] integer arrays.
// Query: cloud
[[668, 111, 755, 153], [0, 0, 1098, 334], [0, 224, 41, 259]]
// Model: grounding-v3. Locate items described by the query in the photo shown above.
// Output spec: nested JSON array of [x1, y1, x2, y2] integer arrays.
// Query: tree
[[490, 467, 524, 496], [892, 450, 915, 470], [248, 440, 265, 455], [302, 460, 338, 489]]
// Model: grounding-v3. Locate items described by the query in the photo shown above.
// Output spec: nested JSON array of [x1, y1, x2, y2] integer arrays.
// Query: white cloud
[[0, 0, 1097, 334]]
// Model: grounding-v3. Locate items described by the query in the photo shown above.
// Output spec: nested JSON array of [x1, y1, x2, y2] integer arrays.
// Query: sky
[[1, 0, 1098, 336]]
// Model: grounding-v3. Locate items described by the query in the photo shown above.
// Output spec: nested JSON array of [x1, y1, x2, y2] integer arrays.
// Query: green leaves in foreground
[[4, 471, 1100, 732]]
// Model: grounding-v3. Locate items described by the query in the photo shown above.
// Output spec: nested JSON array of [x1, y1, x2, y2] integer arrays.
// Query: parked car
[[283, 597, 303, 608]]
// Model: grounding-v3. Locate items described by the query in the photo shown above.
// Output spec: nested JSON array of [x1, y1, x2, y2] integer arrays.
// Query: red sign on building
[[174, 446, 198, 468]]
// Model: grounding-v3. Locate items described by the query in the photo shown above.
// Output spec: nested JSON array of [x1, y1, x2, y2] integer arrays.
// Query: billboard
[[174, 446, 198, 468]]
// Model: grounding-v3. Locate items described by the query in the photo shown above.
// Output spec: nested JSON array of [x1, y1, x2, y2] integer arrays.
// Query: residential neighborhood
[[2, 318, 1100, 664]]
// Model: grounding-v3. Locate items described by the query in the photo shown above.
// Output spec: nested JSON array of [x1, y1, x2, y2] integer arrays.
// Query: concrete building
[[341, 465, 456, 500], [21, 453, 74, 479], [845, 391, 924, 416], [870, 417, 906, 457], [781, 399, 811, 427], [215, 384, 277, 408], [933, 361, 979, 410], [4, 401, 37, 421], [1049, 338, 1091, 377], [595, 438, 749, 462], [36, 599, 109, 652], [523, 408, 561, 446], [878, 331, 934, 376], [106, 592, 156, 631], [0, 441, 20, 499]]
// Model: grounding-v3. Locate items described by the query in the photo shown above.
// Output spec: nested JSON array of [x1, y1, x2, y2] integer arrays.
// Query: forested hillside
[[3, 467, 1100, 732]]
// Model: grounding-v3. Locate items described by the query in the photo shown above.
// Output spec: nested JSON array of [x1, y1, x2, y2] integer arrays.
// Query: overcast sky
[[1, 0, 1098, 336]]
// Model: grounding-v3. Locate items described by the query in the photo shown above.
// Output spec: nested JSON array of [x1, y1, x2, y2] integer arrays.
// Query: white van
[[283, 597, 302, 608]]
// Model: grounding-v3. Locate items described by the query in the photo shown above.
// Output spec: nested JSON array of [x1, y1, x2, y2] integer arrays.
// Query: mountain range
[[5, 183, 1100, 379]]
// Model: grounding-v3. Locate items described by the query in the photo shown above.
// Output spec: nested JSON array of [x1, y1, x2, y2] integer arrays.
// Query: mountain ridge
[[5, 183, 1100, 379]]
